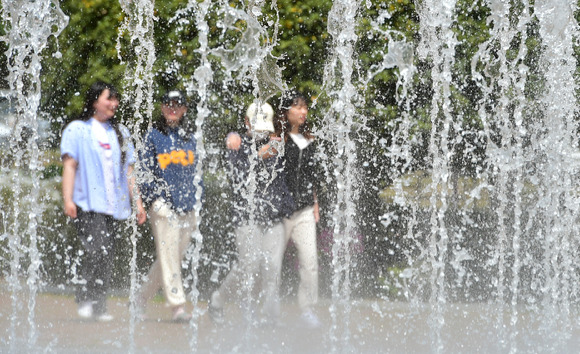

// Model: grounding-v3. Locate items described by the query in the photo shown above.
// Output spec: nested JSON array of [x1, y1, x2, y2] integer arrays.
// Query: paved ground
[[1, 289, 394, 353], [2, 289, 580, 353], [1, 290, 395, 353]]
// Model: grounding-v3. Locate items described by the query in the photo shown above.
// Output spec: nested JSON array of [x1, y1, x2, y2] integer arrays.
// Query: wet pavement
[[2, 288, 580, 353]]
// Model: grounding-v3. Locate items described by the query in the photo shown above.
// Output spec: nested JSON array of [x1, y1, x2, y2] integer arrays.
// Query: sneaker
[[133, 308, 146, 322], [95, 313, 114, 322], [301, 310, 321, 329], [208, 303, 224, 324], [172, 307, 192, 323], [127, 300, 146, 321], [208, 291, 225, 324], [77, 302, 93, 319]]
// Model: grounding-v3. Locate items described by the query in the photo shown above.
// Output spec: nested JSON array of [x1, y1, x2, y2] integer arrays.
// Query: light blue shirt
[[60, 118, 135, 220]]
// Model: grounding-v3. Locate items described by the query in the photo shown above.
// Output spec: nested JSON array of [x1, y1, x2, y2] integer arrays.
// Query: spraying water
[[471, 1, 533, 351], [382, 0, 580, 352], [177, 0, 212, 349], [2, 0, 580, 353], [321, 0, 361, 351], [117, 0, 156, 351], [415, 0, 458, 351], [0, 0, 67, 351]]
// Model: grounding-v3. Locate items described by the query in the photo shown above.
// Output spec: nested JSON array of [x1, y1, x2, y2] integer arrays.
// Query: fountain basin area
[[2, 1, 580, 353], [2, 283, 580, 353]]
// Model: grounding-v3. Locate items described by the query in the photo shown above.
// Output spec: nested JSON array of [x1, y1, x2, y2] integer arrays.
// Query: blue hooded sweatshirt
[[140, 125, 200, 213]]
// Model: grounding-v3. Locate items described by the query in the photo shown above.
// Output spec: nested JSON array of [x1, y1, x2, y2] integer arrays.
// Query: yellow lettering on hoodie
[[157, 150, 195, 170]]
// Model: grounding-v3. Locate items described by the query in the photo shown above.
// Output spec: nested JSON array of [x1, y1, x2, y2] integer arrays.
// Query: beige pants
[[139, 199, 196, 307], [283, 206, 319, 310]]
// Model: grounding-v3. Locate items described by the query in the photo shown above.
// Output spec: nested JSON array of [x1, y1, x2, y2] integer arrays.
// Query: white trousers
[[139, 200, 195, 307], [283, 206, 318, 310], [213, 222, 286, 319]]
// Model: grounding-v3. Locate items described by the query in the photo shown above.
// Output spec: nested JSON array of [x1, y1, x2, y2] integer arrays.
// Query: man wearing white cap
[[209, 101, 295, 325]]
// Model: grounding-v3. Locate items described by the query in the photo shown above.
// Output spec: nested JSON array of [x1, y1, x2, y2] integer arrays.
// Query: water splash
[[209, 2, 288, 344], [530, 0, 579, 349], [396, 0, 457, 351], [322, 0, 361, 351], [0, 0, 67, 351], [383, 0, 580, 352], [471, 1, 532, 351], [3, 0, 580, 352], [117, 0, 156, 351], [177, 0, 213, 349]]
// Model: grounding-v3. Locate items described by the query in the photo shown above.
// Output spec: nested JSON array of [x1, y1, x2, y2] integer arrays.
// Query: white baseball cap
[[246, 102, 274, 133]]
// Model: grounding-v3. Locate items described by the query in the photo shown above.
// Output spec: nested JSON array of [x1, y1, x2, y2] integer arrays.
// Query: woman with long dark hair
[[276, 90, 321, 328], [61, 81, 146, 321]]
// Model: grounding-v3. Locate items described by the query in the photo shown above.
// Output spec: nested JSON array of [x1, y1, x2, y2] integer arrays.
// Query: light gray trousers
[[283, 206, 319, 311], [213, 222, 286, 320]]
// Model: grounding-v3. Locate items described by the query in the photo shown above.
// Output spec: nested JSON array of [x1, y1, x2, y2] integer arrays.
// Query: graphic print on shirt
[[157, 150, 195, 170], [99, 141, 113, 158]]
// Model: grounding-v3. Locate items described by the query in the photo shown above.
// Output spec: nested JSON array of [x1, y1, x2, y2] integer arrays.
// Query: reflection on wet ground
[[2, 289, 580, 353]]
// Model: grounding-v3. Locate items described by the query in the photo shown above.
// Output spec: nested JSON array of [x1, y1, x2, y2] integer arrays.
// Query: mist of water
[[321, 0, 361, 351], [0, 0, 67, 351], [381, 0, 580, 352], [2, 0, 580, 353], [117, 0, 157, 349]]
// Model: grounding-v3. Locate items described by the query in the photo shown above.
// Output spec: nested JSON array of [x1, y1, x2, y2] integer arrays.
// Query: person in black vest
[[209, 101, 295, 325]]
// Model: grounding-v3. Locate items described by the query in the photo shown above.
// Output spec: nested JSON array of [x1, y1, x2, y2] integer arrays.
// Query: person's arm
[[229, 132, 279, 159], [128, 164, 147, 225], [226, 133, 250, 185], [62, 155, 78, 219], [313, 190, 320, 223], [309, 141, 320, 223]]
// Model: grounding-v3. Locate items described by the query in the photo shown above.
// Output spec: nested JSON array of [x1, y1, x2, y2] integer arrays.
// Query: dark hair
[[275, 90, 313, 141], [79, 81, 126, 166], [78, 81, 120, 121]]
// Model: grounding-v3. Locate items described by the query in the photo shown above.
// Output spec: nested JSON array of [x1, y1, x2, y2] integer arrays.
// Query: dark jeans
[[74, 208, 120, 315]]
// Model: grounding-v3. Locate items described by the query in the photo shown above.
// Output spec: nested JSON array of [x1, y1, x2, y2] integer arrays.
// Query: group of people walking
[[60, 81, 321, 328]]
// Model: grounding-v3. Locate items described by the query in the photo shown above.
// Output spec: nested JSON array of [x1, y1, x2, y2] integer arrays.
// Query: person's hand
[[64, 200, 77, 219], [136, 203, 147, 225], [269, 136, 282, 147], [226, 132, 242, 150], [258, 137, 282, 159], [313, 201, 320, 223]]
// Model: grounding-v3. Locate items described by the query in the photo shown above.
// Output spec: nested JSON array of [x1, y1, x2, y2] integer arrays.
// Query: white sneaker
[[208, 291, 225, 324], [77, 302, 93, 319], [95, 313, 114, 322], [134, 308, 146, 321], [301, 310, 321, 329]]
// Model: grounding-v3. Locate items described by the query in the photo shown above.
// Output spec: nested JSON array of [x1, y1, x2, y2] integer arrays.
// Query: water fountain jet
[[1, 0, 580, 353]]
